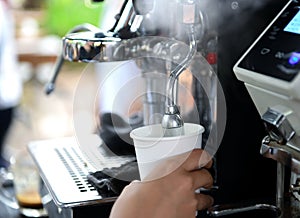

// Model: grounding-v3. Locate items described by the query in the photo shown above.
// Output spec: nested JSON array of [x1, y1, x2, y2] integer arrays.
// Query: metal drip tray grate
[[54, 147, 96, 193], [28, 135, 135, 208]]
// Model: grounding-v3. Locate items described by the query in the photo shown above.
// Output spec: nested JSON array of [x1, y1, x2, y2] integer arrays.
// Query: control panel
[[233, 0, 300, 134], [237, 0, 300, 82]]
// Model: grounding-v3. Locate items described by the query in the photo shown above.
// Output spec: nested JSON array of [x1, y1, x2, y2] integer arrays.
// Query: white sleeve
[[0, 2, 22, 109]]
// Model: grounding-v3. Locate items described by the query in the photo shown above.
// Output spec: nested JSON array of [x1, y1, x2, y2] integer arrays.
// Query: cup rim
[[130, 123, 204, 142]]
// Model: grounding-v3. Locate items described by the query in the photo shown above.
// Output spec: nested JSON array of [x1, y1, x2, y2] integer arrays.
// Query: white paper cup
[[130, 123, 204, 181]]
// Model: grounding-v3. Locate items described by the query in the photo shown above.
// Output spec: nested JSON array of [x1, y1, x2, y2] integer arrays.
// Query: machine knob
[[290, 178, 300, 194]]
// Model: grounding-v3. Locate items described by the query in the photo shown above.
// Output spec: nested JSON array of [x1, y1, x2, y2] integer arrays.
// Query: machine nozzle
[[161, 105, 184, 136]]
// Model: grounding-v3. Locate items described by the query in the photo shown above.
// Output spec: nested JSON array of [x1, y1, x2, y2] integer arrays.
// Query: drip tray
[[28, 135, 135, 208]]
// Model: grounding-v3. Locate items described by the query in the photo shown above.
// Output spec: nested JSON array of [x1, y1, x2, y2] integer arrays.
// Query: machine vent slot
[[54, 147, 96, 193]]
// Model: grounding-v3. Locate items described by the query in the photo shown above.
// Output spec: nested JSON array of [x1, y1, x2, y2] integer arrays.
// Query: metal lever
[[44, 53, 64, 95], [261, 107, 295, 144], [44, 23, 101, 95], [207, 203, 281, 217]]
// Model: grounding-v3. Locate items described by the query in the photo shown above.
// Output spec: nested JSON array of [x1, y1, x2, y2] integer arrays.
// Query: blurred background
[[4, 0, 105, 160]]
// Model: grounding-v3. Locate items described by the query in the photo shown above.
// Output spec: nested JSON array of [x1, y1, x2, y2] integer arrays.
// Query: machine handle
[[44, 54, 64, 95], [44, 23, 101, 95], [207, 203, 280, 217]]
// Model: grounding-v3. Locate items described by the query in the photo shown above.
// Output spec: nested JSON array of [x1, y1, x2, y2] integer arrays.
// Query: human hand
[[109, 149, 214, 218]]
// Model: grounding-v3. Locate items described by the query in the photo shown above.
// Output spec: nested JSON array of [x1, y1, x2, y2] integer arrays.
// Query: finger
[[190, 169, 214, 190], [183, 149, 213, 171], [196, 193, 214, 211]]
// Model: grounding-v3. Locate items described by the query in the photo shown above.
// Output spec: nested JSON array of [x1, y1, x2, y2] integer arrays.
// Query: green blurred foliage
[[43, 0, 104, 36]]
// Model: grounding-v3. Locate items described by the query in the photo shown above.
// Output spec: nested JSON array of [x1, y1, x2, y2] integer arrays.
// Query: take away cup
[[130, 123, 204, 181]]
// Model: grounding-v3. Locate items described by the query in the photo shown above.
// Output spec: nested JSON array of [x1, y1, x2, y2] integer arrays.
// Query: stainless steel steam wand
[[161, 0, 199, 136], [161, 25, 197, 136]]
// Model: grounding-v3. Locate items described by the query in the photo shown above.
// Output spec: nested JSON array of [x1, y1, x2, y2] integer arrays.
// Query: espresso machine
[[25, 0, 300, 217], [27, 0, 300, 217], [232, 0, 300, 216], [27, 0, 226, 217]]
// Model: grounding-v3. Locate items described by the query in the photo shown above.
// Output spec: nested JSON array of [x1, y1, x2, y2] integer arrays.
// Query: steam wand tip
[[161, 105, 185, 137]]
